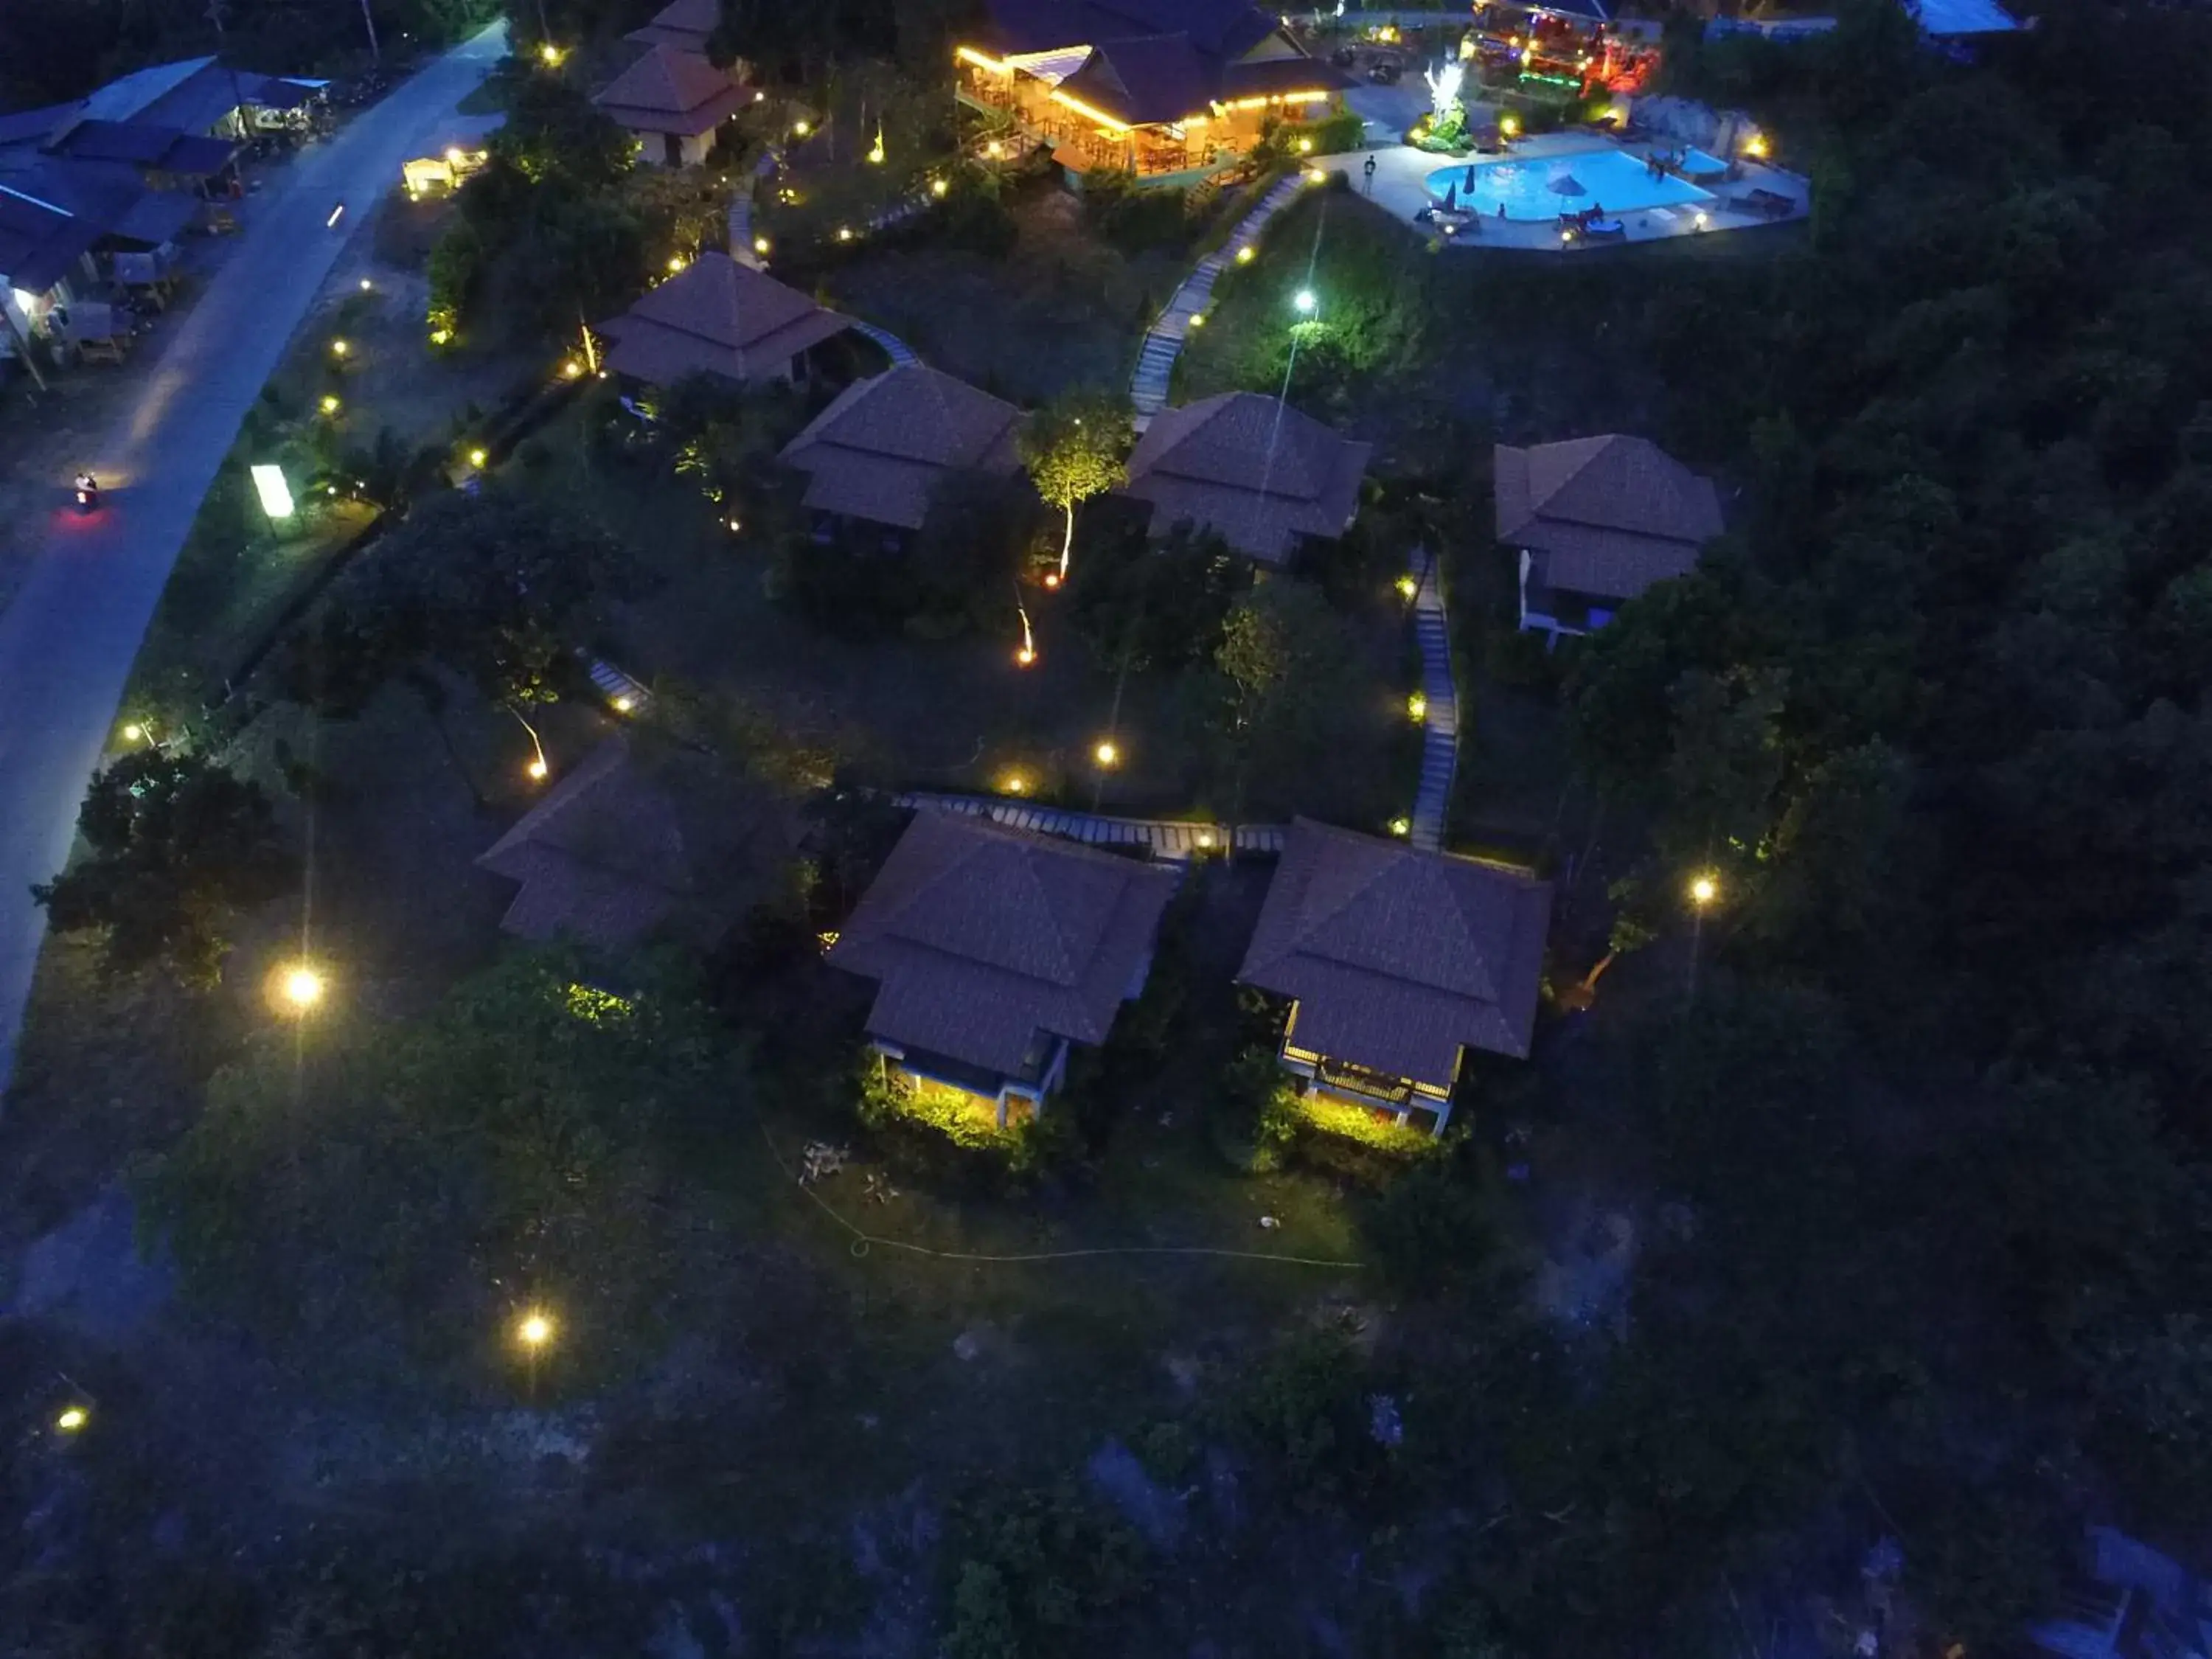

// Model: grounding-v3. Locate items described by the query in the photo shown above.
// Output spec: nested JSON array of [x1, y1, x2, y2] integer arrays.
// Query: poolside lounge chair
[[1583, 218, 1627, 240]]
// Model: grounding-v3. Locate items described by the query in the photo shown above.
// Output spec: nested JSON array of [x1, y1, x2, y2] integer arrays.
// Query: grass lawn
[[531, 402, 1416, 827], [821, 187, 1191, 404], [1175, 186, 1778, 471]]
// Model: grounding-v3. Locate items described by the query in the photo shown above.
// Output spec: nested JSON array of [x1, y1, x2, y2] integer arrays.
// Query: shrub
[[1357, 1151, 1500, 1293]]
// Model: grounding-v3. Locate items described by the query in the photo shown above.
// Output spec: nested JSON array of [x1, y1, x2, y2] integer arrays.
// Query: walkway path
[[0, 22, 509, 1093], [1130, 171, 1307, 428], [897, 793, 1284, 860], [1407, 547, 1458, 852], [849, 319, 919, 368], [727, 147, 777, 268]]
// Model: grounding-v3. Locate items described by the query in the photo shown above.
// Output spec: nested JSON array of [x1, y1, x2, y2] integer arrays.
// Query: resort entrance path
[[0, 22, 508, 1096], [1130, 171, 1307, 428], [897, 793, 1286, 860], [1408, 548, 1458, 852]]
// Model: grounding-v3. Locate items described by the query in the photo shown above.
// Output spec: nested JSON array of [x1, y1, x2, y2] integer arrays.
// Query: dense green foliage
[[0, 0, 491, 107], [32, 751, 293, 985], [282, 484, 638, 714], [136, 953, 732, 1374]]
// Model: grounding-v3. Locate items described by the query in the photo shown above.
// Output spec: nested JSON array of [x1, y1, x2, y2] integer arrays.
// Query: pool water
[[1425, 148, 1714, 222]]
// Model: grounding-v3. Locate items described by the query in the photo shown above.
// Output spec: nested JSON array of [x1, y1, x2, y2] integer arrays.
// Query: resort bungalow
[[777, 363, 1026, 544], [476, 735, 782, 952], [1237, 818, 1552, 1137], [627, 0, 723, 57], [594, 251, 849, 386], [827, 809, 1178, 1125], [591, 44, 748, 167], [955, 0, 1350, 183], [1495, 434, 1722, 643], [1121, 391, 1370, 566]]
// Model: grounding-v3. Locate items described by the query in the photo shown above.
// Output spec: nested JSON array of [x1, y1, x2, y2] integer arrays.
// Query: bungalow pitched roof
[[594, 251, 850, 385], [476, 734, 782, 950], [627, 0, 722, 51], [827, 809, 1178, 1078], [592, 44, 748, 136], [1238, 818, 1553, 1090], [1493, 434, 1722, 605], [778, 364, 1025, 530], [1122, 392, 1370, 563]]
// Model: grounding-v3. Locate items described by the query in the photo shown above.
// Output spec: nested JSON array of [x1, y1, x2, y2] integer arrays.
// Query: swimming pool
[[1425, 148, 1714, 222]]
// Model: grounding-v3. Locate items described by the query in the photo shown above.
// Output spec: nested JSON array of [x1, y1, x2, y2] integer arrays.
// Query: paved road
[[0, 24, 507, 1093]]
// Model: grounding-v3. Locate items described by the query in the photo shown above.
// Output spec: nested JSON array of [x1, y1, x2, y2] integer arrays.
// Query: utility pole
[[358, 0, 380, 64], [205, 0, 254, 141]]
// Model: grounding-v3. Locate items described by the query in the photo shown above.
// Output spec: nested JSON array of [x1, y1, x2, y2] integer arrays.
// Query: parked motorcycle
[[74, 471, 100, 513]]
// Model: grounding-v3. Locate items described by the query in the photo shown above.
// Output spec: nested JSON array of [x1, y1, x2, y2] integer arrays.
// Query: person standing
[[1363, 152, 1377, 195]]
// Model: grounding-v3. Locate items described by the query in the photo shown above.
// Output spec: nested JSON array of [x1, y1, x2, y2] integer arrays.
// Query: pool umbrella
[[1547, 171, 1587, 197], [1441, 178, 1458, 211], [1463, 164, 1477, 192]]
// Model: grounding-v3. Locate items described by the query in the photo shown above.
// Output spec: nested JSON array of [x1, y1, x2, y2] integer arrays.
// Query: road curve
[[0, 23, 507, 1094]]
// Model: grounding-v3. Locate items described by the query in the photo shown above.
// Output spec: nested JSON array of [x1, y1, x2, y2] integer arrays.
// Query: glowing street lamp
[[1389, 816, 1411, 837], [1407, 690, 1427, 723], [358, 276, 373, 291], [1689, 872, 1719, 908], [319, 394, 341, 415], [517, 1310, 554, 1349], [273, 961, 326, 1015], [1293, 288, 1317, 315], [560, 359, 582, 379], [754, 235, 771, 254], [55, 1405, 88, 1433], [792, 119, 811, 137], [122, 721, 148, 744], [1235, 244, 1256, 264], [931, 176, 948, 197], [1093, 739, 1120, 769], [329, 337, 349, 358], [1395, 574, 1419, 601], [1187, 311, 1206, 329], [667, 253, 686, 274], [1297, 136, 1314, 153], [1003, 773, 1028, 796], [538, 41, 565, 66], [868, 125, 886, 164]]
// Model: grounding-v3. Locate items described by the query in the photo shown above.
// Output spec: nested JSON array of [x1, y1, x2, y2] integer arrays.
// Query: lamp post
[[1686, 871, 1719, 1000]]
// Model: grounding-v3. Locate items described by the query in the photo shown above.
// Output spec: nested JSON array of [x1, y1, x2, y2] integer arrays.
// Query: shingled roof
[[1238, 819, 1552, 1091], [592, 44, 748, 137], [973, 0, 1346, 125], [594, 251, 849, 385], [1494, 435, 1722, 606], [627, 0, 721, 52], [1122, 392, 1370, 563], [476, 734, 784, 950], [827, 810, 1178, 1078], [779, 365, 1025, 530]]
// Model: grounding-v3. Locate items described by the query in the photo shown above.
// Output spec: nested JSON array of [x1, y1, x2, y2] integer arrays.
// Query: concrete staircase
[[1130, 171, 1309, 428], [1407, 548, 1458, 852]]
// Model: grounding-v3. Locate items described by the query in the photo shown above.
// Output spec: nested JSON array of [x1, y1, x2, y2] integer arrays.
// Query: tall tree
[[34, 751, 293, 985], [1018, 394, 1133, 580]]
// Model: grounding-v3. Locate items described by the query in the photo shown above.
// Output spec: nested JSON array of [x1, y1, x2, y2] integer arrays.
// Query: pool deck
[[1319, 132, 1811, 251]]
